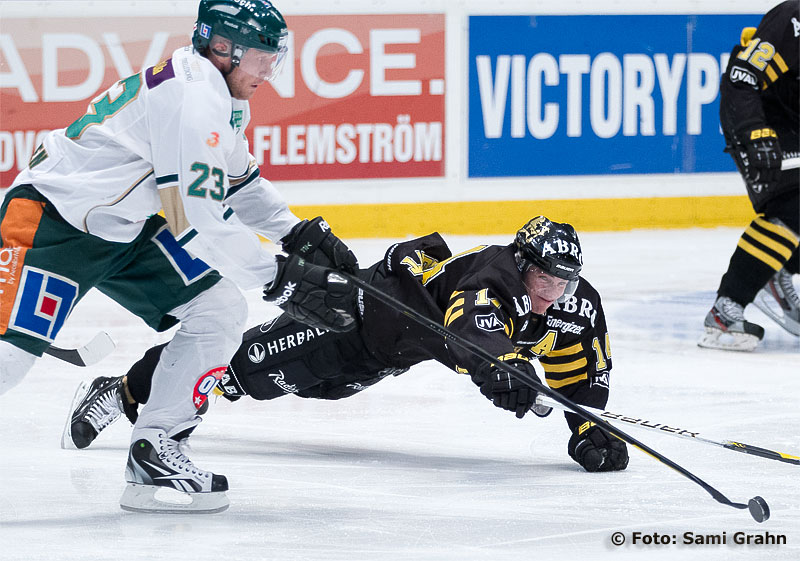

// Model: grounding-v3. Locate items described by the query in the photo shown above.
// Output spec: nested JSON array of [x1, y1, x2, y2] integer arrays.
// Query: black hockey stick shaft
[[344, 272, 768, 521], [44, 331, 115, 367], [44, 344, 88, 366]]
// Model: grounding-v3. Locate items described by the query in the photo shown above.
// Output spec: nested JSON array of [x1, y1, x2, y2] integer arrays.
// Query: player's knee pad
[[0, 340, 36, 396]]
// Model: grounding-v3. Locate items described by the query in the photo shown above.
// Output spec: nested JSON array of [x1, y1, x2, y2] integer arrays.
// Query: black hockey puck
[[748, 496, 770, 523]]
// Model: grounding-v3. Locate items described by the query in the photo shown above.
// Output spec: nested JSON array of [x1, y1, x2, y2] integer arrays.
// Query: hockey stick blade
[[536, 395, 800, 466], [44, 332, 116, 367], [345, 272, 770, 522], [782, 156, 799, 170]]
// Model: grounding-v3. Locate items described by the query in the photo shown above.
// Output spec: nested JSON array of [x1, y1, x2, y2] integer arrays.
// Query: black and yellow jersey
[[360, 233, 611, 429], [720, 1, 799, 172]]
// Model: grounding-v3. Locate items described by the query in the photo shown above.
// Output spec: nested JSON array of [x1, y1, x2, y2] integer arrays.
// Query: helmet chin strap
[[209, 45, 239, 76]]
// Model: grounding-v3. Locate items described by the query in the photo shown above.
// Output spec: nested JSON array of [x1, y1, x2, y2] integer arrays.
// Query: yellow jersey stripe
[[737, 238, 783, 271], [546, 342, 583, 357], [445, 308, 464, 327], [755, 216, 800, 246], [773, 52, 789, 73], [745, 226, 795, 260], [541, 357, 588, 373], [444, 298, 464, 326], [765, 64, 778, 82], [546, 373, 588, 388]]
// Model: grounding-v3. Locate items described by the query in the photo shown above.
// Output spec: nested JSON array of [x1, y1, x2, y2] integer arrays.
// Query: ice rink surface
[[1, 227, 798, 561]]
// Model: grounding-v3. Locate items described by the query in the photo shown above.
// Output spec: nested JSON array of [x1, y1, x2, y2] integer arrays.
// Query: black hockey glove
[[729, 128, 782, 197], [568, 422, 629, 473], [471, 358, 539, 419], [263, 254, 356, 333], [281, 217, 358, 273]]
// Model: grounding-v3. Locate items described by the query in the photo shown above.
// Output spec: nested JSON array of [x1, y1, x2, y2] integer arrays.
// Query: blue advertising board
[[468, 14, 761, 177]]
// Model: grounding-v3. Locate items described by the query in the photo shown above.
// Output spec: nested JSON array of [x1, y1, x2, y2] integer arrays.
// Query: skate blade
[[120, 483, 229, 514], [60, 381, 89, 450], [753, 289, 800, 336], [697, 327, 760, 352]]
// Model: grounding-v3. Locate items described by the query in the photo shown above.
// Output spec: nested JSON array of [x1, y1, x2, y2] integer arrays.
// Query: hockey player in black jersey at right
[[700, 0, 800, 351], [65, 216, 628, 474]]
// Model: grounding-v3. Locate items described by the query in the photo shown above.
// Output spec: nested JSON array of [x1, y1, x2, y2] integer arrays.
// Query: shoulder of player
[[543, 277, 604, 327], [759, 1, 800, 42], [147, 47, 232, 120]]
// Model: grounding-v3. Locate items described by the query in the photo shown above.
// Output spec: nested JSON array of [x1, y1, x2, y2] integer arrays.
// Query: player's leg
[[0, 185, 123, 393], [97, 217, 245, 513], [0, 341, 36, 395], [700, 186, 799, 350], [752, 188, 800, 334]]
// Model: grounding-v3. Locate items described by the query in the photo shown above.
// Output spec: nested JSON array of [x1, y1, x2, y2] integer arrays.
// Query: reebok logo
[[271, 282, 296, 306]]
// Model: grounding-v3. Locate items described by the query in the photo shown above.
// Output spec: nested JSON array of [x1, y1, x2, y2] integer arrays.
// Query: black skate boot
[[698, 296, 765, 351], [120, 418, 229, 514], [61, 376, 125, 450], [754, 269, 800, 336]]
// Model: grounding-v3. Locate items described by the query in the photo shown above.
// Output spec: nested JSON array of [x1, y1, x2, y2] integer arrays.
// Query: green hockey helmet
[[193, 0, 289, 80]]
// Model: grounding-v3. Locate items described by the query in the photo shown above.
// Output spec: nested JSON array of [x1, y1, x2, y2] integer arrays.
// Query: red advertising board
[[0, 14, 445, 186]]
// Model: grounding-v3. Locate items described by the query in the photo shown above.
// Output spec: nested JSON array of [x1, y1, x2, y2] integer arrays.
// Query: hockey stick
[[782, 156, 799, 170], [44, 331, 115, 367], [343, 272, 770, 522], [535, 395, 800, 466]]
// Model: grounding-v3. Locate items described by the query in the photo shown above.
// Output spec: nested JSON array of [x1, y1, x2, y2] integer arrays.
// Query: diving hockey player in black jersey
[[699, 0, 800, 351], [64, 217, 628, 474]]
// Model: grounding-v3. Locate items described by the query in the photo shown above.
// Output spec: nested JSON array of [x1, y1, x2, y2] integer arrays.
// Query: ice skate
[[698, 296, 765, 352], [61, 376, 124, 450], [753, 269, 800, 336], [120, 419, 229, 514]]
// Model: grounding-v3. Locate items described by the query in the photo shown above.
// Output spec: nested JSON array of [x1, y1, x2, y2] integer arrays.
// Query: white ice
[[1, 228, 798, 561]]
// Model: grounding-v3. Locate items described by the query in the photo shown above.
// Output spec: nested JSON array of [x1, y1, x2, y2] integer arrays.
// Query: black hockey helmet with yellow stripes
[[192, 0, 288, 80], [514, 216, 583, 281]]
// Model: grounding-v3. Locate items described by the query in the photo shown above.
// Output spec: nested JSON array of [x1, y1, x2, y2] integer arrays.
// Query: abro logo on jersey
[[475, 313, 504, 332], [551, 296, 597, 326], [730, 66, 757, 86], [513, 295, 531, 316]]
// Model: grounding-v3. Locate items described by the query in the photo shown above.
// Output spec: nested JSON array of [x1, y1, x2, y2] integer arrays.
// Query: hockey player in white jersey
[[0, 0, 358, 513]]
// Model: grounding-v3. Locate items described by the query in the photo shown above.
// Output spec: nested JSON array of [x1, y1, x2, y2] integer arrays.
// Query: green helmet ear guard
[[193, 0, 288, 79]]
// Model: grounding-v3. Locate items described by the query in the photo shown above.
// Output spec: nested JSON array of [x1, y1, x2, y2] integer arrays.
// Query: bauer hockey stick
[[343, 272, 771, 523], [535, 395, 800, 466], [44, 331, 115, 367]]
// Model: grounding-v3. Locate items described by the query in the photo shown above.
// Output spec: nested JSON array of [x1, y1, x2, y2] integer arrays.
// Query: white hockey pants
[[132, 278, 247, 434]]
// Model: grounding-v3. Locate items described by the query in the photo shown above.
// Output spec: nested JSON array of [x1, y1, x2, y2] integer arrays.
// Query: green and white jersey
[[11, 46, 298, 289]]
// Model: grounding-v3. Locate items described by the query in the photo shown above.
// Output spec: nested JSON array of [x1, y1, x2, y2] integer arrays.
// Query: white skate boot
[[120, 418, 229, 514], [754, 269, 800, 336], [698, 296, 765, 351]]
